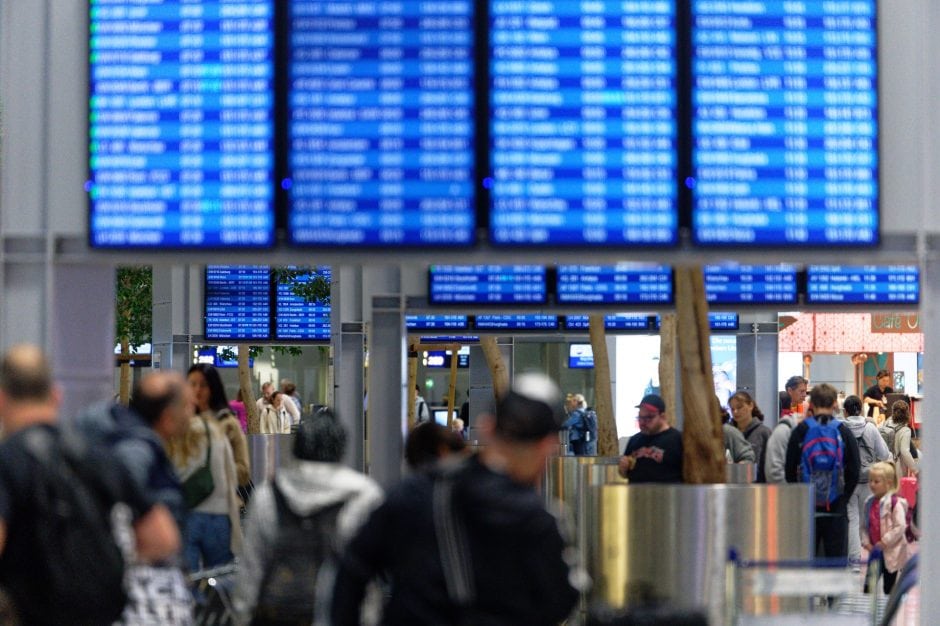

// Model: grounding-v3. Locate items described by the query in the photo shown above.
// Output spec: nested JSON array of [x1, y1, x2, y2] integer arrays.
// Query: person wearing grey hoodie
[[232, 410, 383, 625], [842, 395, 891, 565]]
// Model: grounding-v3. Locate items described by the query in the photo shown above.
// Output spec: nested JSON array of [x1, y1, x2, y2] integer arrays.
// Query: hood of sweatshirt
[[844, 416, 869, 438], [273, 461, 381, 517]]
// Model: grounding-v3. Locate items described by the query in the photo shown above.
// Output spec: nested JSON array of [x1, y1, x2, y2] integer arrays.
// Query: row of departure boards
[[205, 263, 918, 341], [90, 1, 879, 249]]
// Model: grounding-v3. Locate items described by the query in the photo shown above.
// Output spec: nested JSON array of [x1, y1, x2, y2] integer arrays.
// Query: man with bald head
[[0, 344, 180, 624]]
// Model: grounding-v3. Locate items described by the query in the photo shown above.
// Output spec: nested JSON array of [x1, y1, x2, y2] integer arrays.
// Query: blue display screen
[[704, 264, 798, 304], [691, 0, 878, 245], [564, 314, 652, 331], [473, 315, 558, 330], [205, 266, 271, 340], [489, 1, 678, 245], [89, 1, 275, 248], [287, 1, 475, 246], [709, 312, 739, 330], [418, 335, 479, 343], [406, 315, 470, 330], [274, 267, 331, 341], [557, 264, 673, 304], [806, 265, 919, 304], [429, 265, 547, 304], [568, 343, 594, 369]]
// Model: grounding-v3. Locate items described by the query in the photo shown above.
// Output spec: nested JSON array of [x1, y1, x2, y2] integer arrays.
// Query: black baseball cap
[[495, 373, 566, 441], [636, 394, 666, 414]]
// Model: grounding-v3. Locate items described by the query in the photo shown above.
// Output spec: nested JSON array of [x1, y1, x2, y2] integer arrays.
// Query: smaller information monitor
[[704, 264, 798, 304], [557, 264, 673, 304], [429, 265, 547, 304], [275, 267, 331, 341], [406, 315, 470, 331], [564, 314, 652, 331], [568, 343, 594, 369], [709, 312, 739, 330], [205, 266, 271, 340], [288, 0, 476, 245], [806, 265, 920, 304], [473, 315, 558, 330]]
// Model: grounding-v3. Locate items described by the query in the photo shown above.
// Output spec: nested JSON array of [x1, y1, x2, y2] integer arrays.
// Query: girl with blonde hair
[[861, 461, 913, 594]]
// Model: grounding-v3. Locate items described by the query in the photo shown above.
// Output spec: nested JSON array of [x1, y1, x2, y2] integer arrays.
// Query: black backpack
[[856, 433, 877, 482], [23, 427, 127, 624], [582, 409, 598, 443], [252, 483, 345, 624]]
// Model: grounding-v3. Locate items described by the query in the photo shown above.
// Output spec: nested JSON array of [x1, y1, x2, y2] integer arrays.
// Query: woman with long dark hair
[[187, 363, 251, 487]]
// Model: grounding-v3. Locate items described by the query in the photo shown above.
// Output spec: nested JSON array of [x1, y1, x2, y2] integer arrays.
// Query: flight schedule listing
[[807, 265, 919, 304], [489, 0, 678, 245], [691, 0, 878, 245], [703, 264, 798, 304], [288, 1, 475, 246], [205, 266, 270, 340], [429, 265, 547, 304], [89, 1, 275, 248], [275, 267, 331, 341], [556, 264, 673, 303]]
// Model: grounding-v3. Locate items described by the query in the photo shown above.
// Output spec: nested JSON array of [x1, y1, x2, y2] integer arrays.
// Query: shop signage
[[870, 313, 920, 333]]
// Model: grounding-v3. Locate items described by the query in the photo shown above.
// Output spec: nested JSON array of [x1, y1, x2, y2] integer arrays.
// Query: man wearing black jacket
[[785, 383, 861, 563], [332, 373, 583, 626]]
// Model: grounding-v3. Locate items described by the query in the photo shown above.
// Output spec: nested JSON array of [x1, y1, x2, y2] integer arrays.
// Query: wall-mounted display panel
[[205, 265, 271, 340], [406, 315, 471, 331], [489, 0, 678, 245], [556, 264, 673, 304], [568, 343, 594, 368], [287, 1, 476, 245], [806, 265, 919, 304], [703, 263, 798, 304], [691, 0, 878, 246], [429, 265, 547, 304], [473, 315, 558, 330], [89, 1, 275, 247], [274, 267, 331, 341]]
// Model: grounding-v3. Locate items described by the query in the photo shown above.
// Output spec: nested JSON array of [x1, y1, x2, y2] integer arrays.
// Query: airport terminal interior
[[3, 0, 940, 623]]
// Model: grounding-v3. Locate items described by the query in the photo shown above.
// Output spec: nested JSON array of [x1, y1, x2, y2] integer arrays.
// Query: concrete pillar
[[367, 294, 406, 488], [332, 265, 366, 471]]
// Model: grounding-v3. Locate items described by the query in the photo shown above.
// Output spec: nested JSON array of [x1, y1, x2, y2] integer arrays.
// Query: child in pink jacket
[[861, 461, 913, 594]]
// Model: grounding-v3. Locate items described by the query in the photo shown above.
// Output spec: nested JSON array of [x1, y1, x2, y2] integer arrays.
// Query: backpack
[[582, 409, 598, 443], [889, 494, 919, 544], [879, 422, 896, 456], [253, 482, 345, 624], [23, 427, 128, 623], [799, 417, 846, 510], [856, 432, 877, 483]]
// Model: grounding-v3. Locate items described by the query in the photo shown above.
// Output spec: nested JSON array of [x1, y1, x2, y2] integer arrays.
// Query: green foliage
[[116, 266, 152, 352], [272, 266, 331, 304]]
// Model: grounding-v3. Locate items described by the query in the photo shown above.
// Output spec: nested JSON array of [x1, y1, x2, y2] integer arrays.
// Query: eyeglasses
[[636, 413, 658, 422]]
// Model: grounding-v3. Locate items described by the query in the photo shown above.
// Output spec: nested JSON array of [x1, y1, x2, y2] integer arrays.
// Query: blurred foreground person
[[404, 420, 467, 472], [0, 344, 179, 625], [234, 410, 383, 625], [332, 373, 584, 626]]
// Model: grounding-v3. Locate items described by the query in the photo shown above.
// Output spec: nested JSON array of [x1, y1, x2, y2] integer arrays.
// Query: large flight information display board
[[89, 1, 275, 247], [806, 265, 919, 304], [429, 265, 547, 304], [489, 0, 677, 245], [205, 266, 271, 340], [556, 264, 673, 303], [288, 1, 476, 245], [275, 267, 331, 341], [691, 1, 878, 245]]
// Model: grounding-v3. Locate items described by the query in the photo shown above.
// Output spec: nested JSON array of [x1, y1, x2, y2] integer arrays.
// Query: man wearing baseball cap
[[618, 393, 684, 483], [332, 373, 583, 625]]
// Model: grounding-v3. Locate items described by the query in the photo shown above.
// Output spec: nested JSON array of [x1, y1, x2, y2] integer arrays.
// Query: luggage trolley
[[189, 563, 238, 626], [725, 549, 881, 626]]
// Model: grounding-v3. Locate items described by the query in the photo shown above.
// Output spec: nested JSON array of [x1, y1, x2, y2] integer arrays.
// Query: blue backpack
[[800, 417, 846, 510]]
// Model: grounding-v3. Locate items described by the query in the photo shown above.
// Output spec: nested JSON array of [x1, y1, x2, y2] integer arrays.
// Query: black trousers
[[814, 512, 848, 564]]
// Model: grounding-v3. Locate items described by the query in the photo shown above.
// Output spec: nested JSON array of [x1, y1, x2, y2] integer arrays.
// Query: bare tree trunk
[[675, 267, 725, 484], [119, 337, 131, 405], [589, 315, 617, 455], [659, 313, 677, 427], [238, 344, 259, 434], [407, 343, 418, 430], [446, 344, 458, 427], [480, 336, 509, 402]]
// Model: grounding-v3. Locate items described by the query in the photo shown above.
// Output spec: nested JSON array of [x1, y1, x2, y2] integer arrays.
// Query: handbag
[[899, 474, 918, 510], [181, 418, 214, 509]]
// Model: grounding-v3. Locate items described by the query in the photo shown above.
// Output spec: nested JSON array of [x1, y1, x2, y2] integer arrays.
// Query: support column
[[367, 294, 406, 488], [152, 266, 199, 371], [467, 339, 513, 442], [737, 316, 780, 425], [331, 265, 365, 471], [920, 257, 940, 619]]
